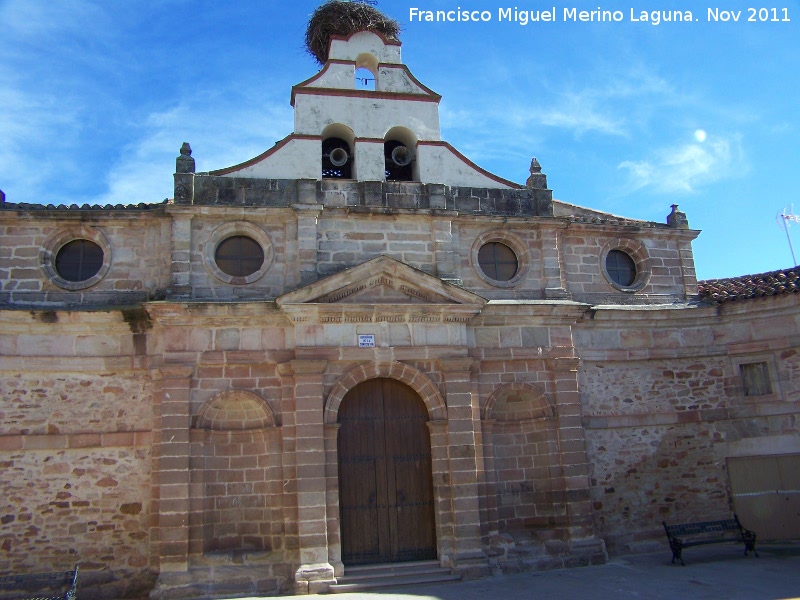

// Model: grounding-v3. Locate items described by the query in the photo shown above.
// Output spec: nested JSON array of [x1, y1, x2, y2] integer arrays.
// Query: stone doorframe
[[322, 359, 487, 582]]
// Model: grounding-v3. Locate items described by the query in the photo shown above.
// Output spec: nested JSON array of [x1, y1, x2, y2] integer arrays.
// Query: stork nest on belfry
[[305, 1, 401, 65]]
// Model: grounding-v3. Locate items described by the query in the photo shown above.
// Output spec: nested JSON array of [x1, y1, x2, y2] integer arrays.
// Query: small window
[[606, 249, 636, 287], [215, 236, 264, 278], [740, 362, 772, 397], [55, 239, 104, 282], [355, 67, 375, 90], [478, 242, 518, 282]]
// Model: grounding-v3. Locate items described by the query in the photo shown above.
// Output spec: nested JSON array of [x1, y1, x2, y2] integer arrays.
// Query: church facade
[[1, 27, 799, 599]]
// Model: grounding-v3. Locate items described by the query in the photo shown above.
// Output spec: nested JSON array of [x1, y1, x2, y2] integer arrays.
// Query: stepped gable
[[699, 266, 800, 303]]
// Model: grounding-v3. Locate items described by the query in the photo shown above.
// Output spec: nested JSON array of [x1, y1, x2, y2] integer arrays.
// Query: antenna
[[776, 206, 800, 266]]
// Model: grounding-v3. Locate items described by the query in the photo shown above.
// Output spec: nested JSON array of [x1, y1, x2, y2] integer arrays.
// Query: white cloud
[[0, 66, 83, 201], [536, 92, 625, 136], [618, 134, 746, 194], [439, 66, 680, 147], [93, 95, 294, 206]]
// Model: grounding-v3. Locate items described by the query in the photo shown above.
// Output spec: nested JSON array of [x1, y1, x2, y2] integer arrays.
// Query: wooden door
[[338, 378, 436, 565], [727, 454, 800, 540]]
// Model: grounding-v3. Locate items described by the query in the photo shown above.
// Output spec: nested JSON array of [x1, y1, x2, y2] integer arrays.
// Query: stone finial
[[174, 143, 195, 204], [667, 204, 689, 229], [176, 142, 195, 174], [526, 157, 548, 190]]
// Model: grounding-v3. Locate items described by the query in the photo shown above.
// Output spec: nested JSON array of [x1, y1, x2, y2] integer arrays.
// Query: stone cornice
[[143, 301, 289, 327], [478, 300, 590, 322], [279, 303, 482, 324]]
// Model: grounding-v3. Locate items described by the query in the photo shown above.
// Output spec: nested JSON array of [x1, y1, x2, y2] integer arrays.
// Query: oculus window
[[41, 227, 111, 290], [478, 242, 518, 282], [215, 236, 265, 278], [605, 249, 636, 287], [204, 222, 274, 285], [55, 239, 104, 283]]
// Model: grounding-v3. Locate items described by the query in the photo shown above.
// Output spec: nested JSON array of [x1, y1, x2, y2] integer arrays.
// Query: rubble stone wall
[[577, 300, 800, 552], [0, 443, 153, 585], [0, 309, 155, 597]]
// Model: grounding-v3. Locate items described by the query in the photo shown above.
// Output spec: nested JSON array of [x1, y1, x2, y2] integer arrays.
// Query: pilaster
[[433, 218, 457, 280], [324, 423, 344, 577], [438, 357, 488, 571], [427, 420, 454, 563], [678, 237, 699, 297], [480, 419, 499, 539], [152, 364, 194, 573], [292, 192, 322, 286], [286, 359, 335, 594], [541, 224, 570, 299], [548, 356, 596, 541], [169, 213, 193, 299]]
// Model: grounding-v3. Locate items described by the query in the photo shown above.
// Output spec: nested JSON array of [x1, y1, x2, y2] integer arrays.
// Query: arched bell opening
[[322, 124, 356, 180], [384, 126, 418, 182], [355, 67, 376, 90], [355, 52, 379, 91]]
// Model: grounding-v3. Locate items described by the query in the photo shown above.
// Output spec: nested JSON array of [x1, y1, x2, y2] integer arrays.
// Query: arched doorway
[[337, 378, 436, 565]]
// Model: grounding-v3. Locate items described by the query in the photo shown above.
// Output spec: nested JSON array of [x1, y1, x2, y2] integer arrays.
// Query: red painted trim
[[381, 64, 441, 98], [292, 86, 440, 106], [354, 137, 385, 144], [208, 134, 320, 176], [293, 61, 340, 90], [329, 30, 402, 47], [419, 141, 523, 189]]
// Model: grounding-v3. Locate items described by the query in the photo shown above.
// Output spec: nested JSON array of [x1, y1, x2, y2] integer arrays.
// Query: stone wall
[[0, 441, 154, 596], [191, 427, 284, 554], [0, 209, 170, 307], [0, 309, 155, 597], [189, 177, 553, 218], [317, 212, 436, 276], [1, 189, 696, 310], [562, 226, 696, 304], [576, 297, 800, 552], [185, 210, 293, 301]]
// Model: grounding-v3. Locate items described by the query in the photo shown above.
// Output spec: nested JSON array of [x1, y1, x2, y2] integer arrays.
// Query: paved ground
[[229, 542, 800, 600]]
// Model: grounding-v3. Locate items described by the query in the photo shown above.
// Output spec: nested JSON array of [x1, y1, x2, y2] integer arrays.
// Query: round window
[[478, 242, 518, 282], [606, 249, 636, 287], [215, 236, 265, 278], [55, 239, 104, 282]]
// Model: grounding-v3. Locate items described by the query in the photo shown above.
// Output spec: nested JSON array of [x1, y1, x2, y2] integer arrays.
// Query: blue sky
[[1, 0, 798, 280]]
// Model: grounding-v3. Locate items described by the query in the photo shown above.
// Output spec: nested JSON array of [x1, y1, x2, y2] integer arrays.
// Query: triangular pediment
[[278, 256, 485, 306], [276, 256, 486, 324]]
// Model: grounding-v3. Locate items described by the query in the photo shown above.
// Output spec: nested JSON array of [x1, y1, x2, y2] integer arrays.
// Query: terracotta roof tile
[[699, 266, 800, 303], [0, 200, 168, 211]]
